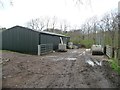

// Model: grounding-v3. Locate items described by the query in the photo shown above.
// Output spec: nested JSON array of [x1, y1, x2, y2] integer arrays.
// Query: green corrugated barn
[[1, 26, 70, 54]]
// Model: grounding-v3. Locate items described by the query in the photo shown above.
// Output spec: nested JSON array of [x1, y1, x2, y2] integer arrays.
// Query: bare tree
[[85, 21, 92, 39], [101, 11, 118, 47], [80, 16, 100, 45], [86, 16, 99, 44], [0, 0, 13, 7], [63, 20, 68, 33], [39, 18, 45, 31], [27, 19, 38, 30], [27, 18, 45, 31], [110, 11, 118, 47], [96, 10, 118, 47], [73, 0, 92, 11], [73, 0, 91, 6], [81, 24, 87, 40], [97, 19, 107, 46], [60, 22, 63, 31], [51, 16, 57, 32], [0, 0, 3, 7], [45, 17, 50, 31]]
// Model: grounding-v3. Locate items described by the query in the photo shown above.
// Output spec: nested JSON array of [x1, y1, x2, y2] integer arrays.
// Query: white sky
[[0, 0, 119, 29]]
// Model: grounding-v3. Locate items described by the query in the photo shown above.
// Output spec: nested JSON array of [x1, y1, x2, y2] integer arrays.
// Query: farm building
[[1, 26, 70, 55]]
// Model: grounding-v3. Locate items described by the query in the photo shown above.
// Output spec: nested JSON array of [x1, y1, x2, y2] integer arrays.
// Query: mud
[[1, 49, 120, 88]]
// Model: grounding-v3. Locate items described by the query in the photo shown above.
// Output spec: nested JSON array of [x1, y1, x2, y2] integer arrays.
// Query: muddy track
[[81, 54, 116, 88], [2, 49, 119, 88]]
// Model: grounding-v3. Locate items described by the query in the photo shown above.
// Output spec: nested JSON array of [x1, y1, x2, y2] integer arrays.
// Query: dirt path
[[2, 49, 119, 88]]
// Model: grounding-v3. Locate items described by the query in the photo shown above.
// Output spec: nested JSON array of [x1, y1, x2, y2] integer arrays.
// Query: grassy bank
[[109, 58, 120, 74]]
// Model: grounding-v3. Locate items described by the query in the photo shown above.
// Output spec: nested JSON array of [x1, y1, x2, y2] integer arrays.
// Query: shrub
[[80, 39, 94, 48]]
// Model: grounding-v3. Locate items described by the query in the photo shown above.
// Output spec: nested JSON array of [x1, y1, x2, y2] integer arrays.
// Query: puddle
[[71, 50, 77, 53], [86, 60, 95, 66], [66, 58, 76, 61], [46, 56, 57, 58], [79, 54, 82, 56], [94, 60, 102, 66], [53, 57, 76, 61], [51, 57, 63, 61], [82, 51, 86, 55], [85, 49, 91, 52], [56, 57, 64, 61], [85, 58, 102, 66]]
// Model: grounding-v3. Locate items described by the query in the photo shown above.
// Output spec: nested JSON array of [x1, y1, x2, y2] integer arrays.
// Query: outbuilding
[[2, 26, 70, 55]]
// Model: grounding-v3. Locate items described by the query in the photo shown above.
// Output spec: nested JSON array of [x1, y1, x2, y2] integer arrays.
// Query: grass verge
[[109, 58, 120, 75]]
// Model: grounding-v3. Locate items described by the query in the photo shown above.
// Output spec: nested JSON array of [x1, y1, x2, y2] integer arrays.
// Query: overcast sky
[[0, 0, 119, 29]]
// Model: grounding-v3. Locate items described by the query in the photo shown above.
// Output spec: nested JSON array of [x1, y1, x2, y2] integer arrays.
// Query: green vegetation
[[70, 37, 80, 45], [80, 39, 94, 48], [70, 37, 94, 48], [109, 58, 120, 74]]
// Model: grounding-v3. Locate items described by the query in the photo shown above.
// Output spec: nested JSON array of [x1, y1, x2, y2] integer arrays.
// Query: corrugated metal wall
[[41, 34, 59, 50], [2, 26, 39, 54], [40, 33, 69, 50], [2, 26, 70, 54]]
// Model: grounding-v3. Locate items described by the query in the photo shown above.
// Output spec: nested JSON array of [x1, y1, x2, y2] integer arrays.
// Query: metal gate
[[38, 44, 53, 55], [106, 45, 113, 58]]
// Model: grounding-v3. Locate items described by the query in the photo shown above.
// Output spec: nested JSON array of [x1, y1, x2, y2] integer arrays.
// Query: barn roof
[[6, 26, 69, 38]]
